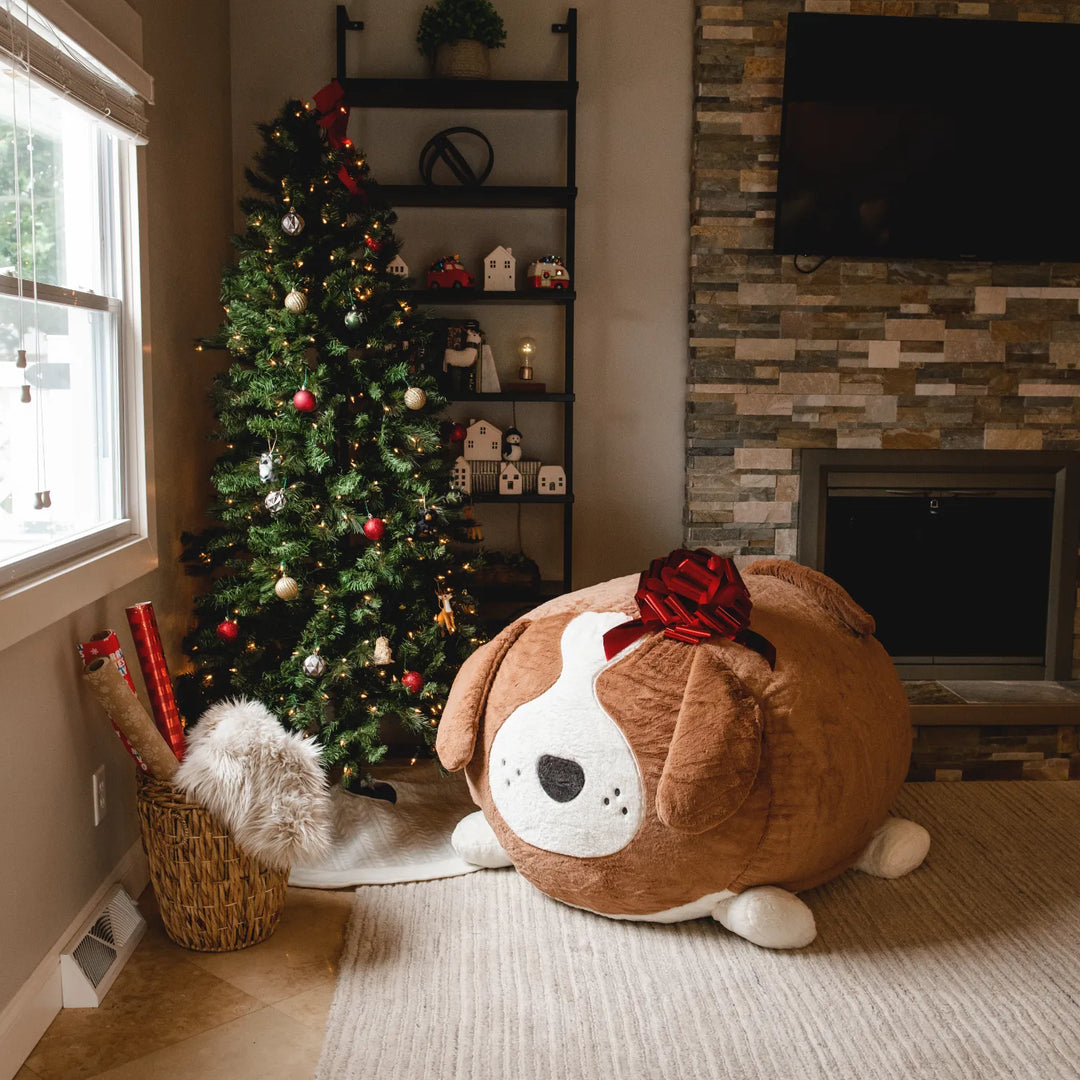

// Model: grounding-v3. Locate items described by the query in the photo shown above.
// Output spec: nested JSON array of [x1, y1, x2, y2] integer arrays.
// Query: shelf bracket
[[336, 5, 365, 83]]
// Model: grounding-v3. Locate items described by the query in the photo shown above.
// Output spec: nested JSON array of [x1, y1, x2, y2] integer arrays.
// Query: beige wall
[[229, 0, 691, 588], [0, 0, 233, 1016]]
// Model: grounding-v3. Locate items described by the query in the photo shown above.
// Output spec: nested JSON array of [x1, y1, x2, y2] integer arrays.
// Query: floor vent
[[60, 885, 146, 1007]]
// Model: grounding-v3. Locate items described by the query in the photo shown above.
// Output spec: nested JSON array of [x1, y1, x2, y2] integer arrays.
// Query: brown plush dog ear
[[656, 649, 764, 834], [742, 558, 875, 638], [436, 620, 531, 771]]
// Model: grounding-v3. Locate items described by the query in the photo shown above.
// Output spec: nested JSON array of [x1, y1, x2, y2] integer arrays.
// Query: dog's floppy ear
[[742, 558, 874, 638], [656, 649, 764, 834], [436, 620, 531, 771]]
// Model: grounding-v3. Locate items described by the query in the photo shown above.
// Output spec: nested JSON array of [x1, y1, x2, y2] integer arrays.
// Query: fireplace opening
[[798, 451, 1080, 679]]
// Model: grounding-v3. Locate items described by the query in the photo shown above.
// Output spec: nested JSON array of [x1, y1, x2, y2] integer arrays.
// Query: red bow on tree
[[312, 80, 365, 199], [602, 548, 776, 667]]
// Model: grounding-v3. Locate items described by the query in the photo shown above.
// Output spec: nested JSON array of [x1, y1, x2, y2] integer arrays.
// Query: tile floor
[[17, 886, 354, 1080]]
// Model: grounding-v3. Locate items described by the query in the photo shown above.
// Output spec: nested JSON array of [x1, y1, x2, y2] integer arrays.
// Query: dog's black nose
[[536, 754, 585, 803]]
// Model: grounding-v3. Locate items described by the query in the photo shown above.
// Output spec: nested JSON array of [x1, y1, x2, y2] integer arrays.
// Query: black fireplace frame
[[798, 450, 1080, 679]]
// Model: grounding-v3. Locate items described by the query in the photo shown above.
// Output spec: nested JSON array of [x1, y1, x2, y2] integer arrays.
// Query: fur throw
[[175, 698, 333, 870]]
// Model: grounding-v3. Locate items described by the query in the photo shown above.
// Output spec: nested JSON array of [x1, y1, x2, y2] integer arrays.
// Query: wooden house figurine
[[387, 254, 408, 277], [451, 456, 472, 495], [483, 246, 515, 291], [537, 465, 567, 495], [464, 419, 503, 461], [499, 461, 523, 495]]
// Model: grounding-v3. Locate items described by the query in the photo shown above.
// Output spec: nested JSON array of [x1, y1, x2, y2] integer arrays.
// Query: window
[[0, 1, 152, 644]]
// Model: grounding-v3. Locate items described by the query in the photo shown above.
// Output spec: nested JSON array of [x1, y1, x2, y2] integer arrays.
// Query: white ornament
[[258, 451, 278, 483], [463, 419, 502, 461], [373, 636, 393, 665], [451, 456, 472, 495], [499, 461, 522, 495], [404, 387, 427, 410], [275, 575, 299, 601], [281, 208, 305, 236], [537, 465, 567, 496], [284, 289, 307, 314], [264, 488, 287, 514], [303, 653, 327, 677], [483, 245, 516, 291]]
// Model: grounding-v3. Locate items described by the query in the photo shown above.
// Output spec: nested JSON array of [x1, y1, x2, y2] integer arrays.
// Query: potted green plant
[[416, 0, 507, 80]]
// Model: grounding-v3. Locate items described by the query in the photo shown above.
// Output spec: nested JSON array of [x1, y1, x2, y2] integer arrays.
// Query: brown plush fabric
[[438, 563, 912, 918]]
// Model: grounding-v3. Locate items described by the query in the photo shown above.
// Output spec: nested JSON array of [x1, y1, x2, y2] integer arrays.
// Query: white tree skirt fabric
[[288, 761, 480, 888]]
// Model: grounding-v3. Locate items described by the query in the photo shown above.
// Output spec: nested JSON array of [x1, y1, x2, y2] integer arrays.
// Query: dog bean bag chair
[[437, 551, 929, 949]]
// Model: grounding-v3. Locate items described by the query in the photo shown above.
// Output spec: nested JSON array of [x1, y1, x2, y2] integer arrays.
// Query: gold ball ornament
[[274, 575, 299, 601], [403, 386, 427, 410], [284, 289, 308, 314]]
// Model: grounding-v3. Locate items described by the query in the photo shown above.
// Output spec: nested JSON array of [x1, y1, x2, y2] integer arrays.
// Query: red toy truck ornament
[[526, 255, 570, 289], [426, 255, 475, 289]]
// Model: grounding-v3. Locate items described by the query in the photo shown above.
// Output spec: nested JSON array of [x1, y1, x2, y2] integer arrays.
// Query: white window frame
[[0, 4, 154, 651]]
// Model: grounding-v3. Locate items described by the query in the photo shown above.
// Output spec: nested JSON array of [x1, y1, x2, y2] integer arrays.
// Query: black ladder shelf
[[334, 7, 579, 598]]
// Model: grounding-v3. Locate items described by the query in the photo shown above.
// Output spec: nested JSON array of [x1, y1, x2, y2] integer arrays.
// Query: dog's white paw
[[452, 810, 513, 868], [854, 817, 930, 879], [712, 886, 817, 949]]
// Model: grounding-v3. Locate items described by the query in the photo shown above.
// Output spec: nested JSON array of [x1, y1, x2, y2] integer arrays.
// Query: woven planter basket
[[136, 773, 288, 952], [434, 39, 491, 79]]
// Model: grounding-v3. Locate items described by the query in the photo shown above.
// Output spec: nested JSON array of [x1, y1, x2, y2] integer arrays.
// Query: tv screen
[[773, 14, 1080, 262]]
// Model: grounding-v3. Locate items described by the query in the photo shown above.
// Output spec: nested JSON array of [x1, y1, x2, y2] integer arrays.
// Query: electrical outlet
[[92, 766, 107, 826]]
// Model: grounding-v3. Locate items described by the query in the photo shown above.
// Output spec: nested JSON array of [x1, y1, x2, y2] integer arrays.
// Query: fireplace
[[798, 451, 1080, 679]]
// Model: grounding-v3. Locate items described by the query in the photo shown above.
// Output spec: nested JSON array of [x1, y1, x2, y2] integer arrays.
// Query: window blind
[[0, 0, 150, 141]]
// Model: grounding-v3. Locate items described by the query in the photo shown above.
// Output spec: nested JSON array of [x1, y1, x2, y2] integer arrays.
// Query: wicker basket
[[434, 39, 491, 79], [136, 773, 288, 952]]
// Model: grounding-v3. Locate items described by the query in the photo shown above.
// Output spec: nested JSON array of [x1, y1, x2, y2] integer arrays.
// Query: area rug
[[316, 781, 1080, 1079], [289, 761, 479, 887]]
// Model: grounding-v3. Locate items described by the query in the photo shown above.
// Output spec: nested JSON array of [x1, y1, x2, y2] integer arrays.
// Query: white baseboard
[[0, 838, 149, 1080]]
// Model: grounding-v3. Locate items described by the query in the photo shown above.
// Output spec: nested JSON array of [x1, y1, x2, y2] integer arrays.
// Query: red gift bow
[[602, 549, 776, 667], [312, 81, 366, 199]]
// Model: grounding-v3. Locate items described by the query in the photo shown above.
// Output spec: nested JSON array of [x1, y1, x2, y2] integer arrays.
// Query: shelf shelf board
[[471, 493, 574, 504], [447, 391, 575, 403], [405, 288, 574, 305], [376, 185, 575, 209], [341, 78, 577, 111]]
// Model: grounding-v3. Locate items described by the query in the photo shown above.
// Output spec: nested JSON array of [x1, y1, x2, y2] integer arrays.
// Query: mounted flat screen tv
[[773, 14, 1080, 262]]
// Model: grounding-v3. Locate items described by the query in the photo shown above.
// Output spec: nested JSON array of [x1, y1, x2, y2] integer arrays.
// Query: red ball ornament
[[293, 388, 317, 412], [216, 619, 239, 642], [364, 233, 383, 252], [449, 422, 468, 443], [401, 670, 424, 694], [363, 516, 386, 541]]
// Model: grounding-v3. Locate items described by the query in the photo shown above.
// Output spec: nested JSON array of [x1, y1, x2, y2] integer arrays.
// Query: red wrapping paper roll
[[124, 602, 186, 761], [77, 630, 149, 773]]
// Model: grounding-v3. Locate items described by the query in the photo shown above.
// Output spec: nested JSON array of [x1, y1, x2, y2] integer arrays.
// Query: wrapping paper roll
[[76, 630, 149, 773], [125, 602, 186, 760], [84, 659, 179, 780]]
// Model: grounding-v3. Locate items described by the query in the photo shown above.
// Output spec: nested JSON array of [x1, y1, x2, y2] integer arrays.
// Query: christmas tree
[[178, 85, 478, 788]]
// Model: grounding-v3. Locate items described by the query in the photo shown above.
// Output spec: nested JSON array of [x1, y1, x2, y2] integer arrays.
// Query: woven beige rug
[[317, 781, 1080, 1080]]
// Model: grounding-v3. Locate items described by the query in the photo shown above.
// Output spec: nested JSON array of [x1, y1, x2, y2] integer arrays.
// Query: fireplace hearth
[[798, 450, 1080, 679]]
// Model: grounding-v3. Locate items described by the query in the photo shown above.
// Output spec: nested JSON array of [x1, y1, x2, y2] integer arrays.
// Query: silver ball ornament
[[264, 488, 287, 514], [281, 208, 305, 236], [303, 653, 327, 677], [275, 575, 299, 601], [344, 308, 362, 329], [403, 387, 427, 411], [284, 289, 307, 314]]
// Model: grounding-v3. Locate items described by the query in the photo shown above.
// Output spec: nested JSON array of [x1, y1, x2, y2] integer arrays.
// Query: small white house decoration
[[537, 465, 566, 495], [451, 456, 472, 494], [387, 254, 408, 277], [464, 419, 502, 461], [483, 246, 515, 291], [499, 462, 523, 495]]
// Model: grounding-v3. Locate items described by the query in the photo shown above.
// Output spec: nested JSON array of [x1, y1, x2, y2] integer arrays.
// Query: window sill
[[0, 534, 158, 652]]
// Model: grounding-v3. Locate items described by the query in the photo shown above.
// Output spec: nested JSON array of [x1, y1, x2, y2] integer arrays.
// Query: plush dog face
[[487, 611, 647, 858]]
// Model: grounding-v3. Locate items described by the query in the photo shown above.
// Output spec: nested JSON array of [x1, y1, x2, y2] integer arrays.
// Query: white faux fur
[[174, 697, 333, 870]]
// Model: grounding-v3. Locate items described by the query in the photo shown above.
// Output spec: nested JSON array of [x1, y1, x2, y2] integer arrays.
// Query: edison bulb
[[517, 337, 536, 381]]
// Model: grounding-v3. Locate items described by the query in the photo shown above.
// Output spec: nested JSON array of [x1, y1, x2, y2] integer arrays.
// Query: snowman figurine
[[502, 427, 523, 462]]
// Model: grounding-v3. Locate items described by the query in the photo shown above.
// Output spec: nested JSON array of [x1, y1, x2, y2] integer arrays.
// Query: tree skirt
[[288, 761, 479, 888], [317, 781, 1080, 1079]]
